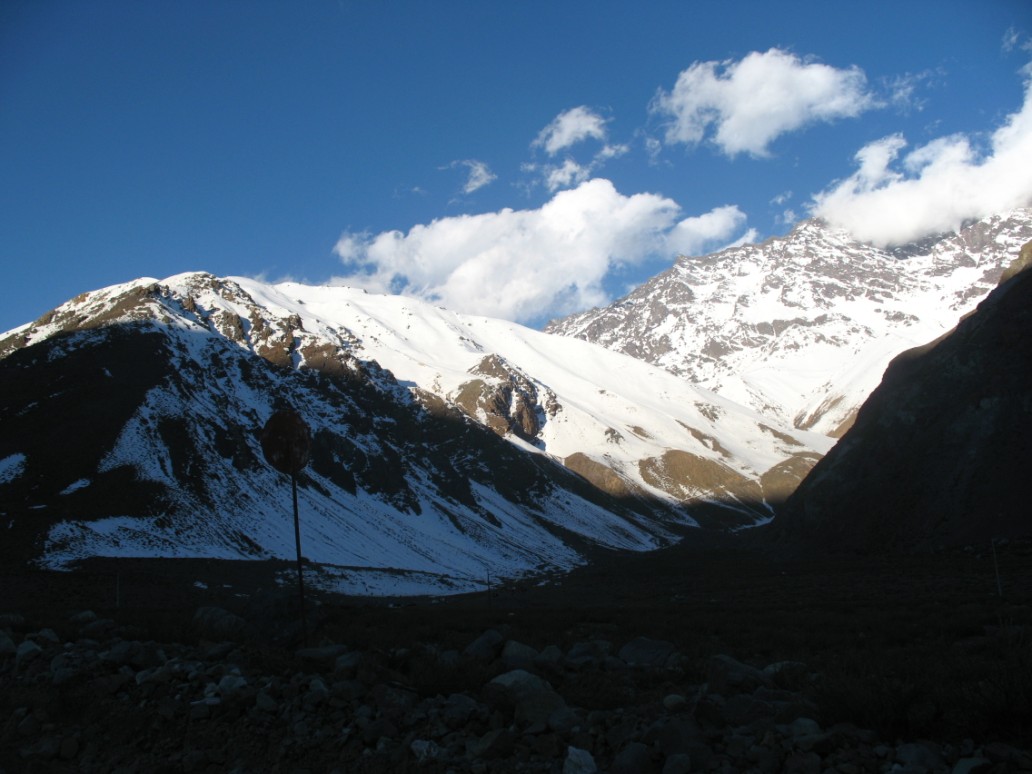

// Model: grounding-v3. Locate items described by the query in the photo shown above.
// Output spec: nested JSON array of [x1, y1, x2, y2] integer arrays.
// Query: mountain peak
[[546, 208, 1032, 436]]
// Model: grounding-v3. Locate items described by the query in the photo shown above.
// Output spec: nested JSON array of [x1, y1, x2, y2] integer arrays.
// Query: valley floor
[[2, 537, 1031, 772]]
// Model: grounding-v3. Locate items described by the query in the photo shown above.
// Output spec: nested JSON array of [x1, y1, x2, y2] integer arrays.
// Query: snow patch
[[290, 564, 487, 597], [0, 453, 27, 485], [40, 516, 246, 569], [60, 478, 92, 495]]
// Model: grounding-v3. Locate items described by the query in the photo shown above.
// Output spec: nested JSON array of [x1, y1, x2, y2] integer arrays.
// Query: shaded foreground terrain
[[2, 537, 1031, 773]]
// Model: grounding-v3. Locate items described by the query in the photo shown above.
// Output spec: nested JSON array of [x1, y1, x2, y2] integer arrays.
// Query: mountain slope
[[769, 240, 1032, 551], [0, 273, 828, 591], [546, 209, 1032, 437]]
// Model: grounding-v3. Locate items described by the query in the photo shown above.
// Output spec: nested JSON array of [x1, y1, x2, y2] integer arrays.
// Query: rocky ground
[[2, 537, 1031, 773]]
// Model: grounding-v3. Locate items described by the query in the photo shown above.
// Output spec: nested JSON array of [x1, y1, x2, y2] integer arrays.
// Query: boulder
[[192, 606, 251, 642], [895, 741, 946, 771], [501, 639, 538, 670], [612, 741, 654, 774], [563, 746, 598, 774], [618, 636, 676, 668], [662, 752, 692, 774], [15, 639, 42, 668], [466, 727, 515, 760], [706, 654, 770, 693], [485, 669, 566, 726], [295, 643, 349, 671], [463, 628, 504, 661], [564, 640, 611, 670], [442, 692, 482, 728]]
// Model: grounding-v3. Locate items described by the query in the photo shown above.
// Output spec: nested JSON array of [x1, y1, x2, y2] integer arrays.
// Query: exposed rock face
[[563, 452, 644, 500], [452, 355, 558, 443], [639, 451, 762, 505], [773, 241, 1032, 551]]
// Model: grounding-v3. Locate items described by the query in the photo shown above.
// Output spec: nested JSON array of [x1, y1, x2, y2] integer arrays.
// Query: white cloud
[[533, 106, 610, 155], [529, 107, 629, 192], [725, 228, 760, 249], [449, 159, 496, 194], [644, 136, 663, 164], [1003, 27, 1022, 53], [651, 48, 877, 157], [531, 145, 630, 193], [664, 205, 748, 256], [883, 70, 938, 113], [810, 69, 1032, 246], [543, 158, 590, 191], [334, 178, 746, 324], [595, 142, 630, 161], [1002, 27, 1031, 55]]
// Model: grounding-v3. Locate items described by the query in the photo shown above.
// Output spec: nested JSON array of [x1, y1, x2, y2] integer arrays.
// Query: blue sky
[[2, 1, 1031, 333]]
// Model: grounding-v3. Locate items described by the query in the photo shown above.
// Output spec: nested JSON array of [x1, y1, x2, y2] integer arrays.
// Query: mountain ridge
[[4, 209, 1031, 591]]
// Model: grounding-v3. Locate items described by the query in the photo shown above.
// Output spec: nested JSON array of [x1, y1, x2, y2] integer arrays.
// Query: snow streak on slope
[[546, 210, 1032, 436]]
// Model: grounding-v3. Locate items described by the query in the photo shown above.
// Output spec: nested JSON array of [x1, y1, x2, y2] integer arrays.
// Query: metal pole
[[292, 472, 308, 644]]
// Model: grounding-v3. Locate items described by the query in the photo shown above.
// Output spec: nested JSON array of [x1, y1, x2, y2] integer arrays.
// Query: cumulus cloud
[[449, 159, 496, 194], [651, 48, 877, 157], [664, 205, 748, 256], [532, 143, 629, 192], [542, 158, 590, 191], [334, 178, 746, 324], [533, 106, 610, 155], [810, 69, 1032, 246], [528, 107, 629, 192]]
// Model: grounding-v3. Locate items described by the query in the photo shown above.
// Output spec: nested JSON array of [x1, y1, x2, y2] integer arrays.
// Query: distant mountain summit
[[546, 209, 1032, 437], [0, 272, 827, 591]]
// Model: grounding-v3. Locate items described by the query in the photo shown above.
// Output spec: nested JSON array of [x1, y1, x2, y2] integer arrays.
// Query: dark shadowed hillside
[[770, 241, 1032, 552]]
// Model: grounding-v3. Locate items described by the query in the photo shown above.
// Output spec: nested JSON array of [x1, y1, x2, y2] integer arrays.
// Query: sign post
[[260, 408, 313, 642]]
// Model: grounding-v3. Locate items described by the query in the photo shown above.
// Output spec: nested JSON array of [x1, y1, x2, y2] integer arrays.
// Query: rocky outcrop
[[774, 241, 1032, 551], [452, 355, 559, 443], [639, 450, 763, 505], [564, 453, 645, 500]]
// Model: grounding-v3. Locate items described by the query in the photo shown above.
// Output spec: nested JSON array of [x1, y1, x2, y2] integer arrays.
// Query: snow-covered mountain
[[0, 272, 829, 593], [546, 209, 1032, 437], [5, 210, 1027, 591]]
